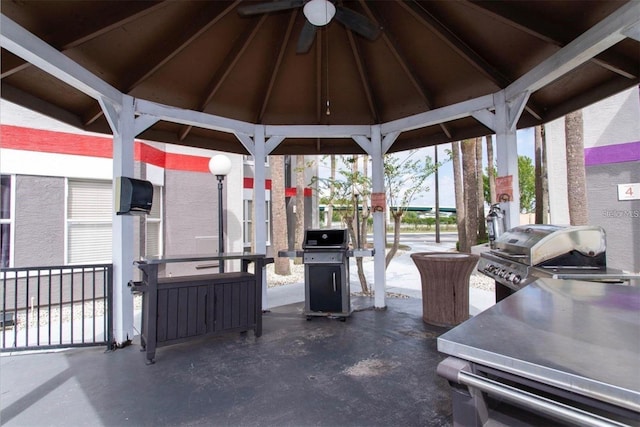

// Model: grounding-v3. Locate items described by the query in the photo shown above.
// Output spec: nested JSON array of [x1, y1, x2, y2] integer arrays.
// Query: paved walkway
[[267, 236, 495, 316]]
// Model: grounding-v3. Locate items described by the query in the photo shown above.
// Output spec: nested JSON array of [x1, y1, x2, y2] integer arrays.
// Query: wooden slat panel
[[177, 287, 189, 338], [166, 288, 179, 340], [186, 286, 198, 336], [156, 288, 168, 342], [239, 280, 248, 328]]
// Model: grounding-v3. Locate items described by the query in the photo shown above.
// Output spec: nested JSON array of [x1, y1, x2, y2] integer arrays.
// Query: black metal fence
[[0, 264, 113, 352]]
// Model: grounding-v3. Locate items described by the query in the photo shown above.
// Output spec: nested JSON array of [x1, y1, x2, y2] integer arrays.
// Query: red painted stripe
[[1, 125, 112, 158], [135, 143, 165, 167], [1, 125, 315, 194], [282, 187, 313, 197], [165, 152, 210, 172], [243, 177, 272, 190], [242, 178, 310, 195], [1, 124, 213, 173]]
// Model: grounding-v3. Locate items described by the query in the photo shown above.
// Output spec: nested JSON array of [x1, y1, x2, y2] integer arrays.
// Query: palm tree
[[534, 125, 549, 224], [486, 135, 496, 204], [565, 110, 588, 225], [461, 138, 478, 251], [475, 137, 486, 239], [270, 155, 290, 275], [451, 141, 466, 251]]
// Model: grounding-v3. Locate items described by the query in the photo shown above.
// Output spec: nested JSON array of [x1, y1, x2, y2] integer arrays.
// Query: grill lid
[[492, 225, 606, 267], [303, 229, 349, 249]]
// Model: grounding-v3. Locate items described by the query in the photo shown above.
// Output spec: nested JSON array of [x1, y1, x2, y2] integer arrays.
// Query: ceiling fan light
[[303, 0, 336, 27]]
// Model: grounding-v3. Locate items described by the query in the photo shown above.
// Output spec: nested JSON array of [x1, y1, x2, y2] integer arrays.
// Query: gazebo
[[1, 0, 639, 346]]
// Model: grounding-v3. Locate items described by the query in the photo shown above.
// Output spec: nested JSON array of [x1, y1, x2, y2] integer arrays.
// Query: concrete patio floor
[[1, 296, 455, 427]]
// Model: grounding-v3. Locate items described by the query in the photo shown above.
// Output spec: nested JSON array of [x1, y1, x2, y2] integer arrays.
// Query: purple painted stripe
[[584, 141, 640, 166]]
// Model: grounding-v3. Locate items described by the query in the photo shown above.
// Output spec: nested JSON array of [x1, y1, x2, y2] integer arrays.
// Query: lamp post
[[209, 154, 232, 272]]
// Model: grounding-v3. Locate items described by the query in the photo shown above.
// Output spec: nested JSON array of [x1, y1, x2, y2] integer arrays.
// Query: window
[[67, 179, 163, 263], [243, 199, 271, 248], [1, 175, 13, 268], [265, 200, 271, 246], [145, 186, 162, 257], [243, 199, 252, 248], [67, 179, 113, 264]]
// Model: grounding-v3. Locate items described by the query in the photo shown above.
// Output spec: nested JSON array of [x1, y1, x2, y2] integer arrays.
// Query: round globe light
[[303, 0, 336, 27], [209, 154, 232, 176]]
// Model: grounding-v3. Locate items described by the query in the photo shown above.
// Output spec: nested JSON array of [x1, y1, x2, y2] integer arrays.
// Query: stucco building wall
[[545, 87, 640, 273]]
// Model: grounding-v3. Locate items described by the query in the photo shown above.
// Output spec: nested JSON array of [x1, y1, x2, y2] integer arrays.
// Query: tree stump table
[[410, 252, 480, 327]]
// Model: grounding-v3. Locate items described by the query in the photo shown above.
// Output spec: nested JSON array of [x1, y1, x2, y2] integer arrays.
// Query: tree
[[384, 151, 437, 267], [534, 125, 549, 223], [518, 156, 536, 213], [484, 156, 536, 213], [326, 155, 336, 227], [270, 155, 290, 275], [461, 139, 478, 252], [486, 135, 496, 204], [312, 151, 438, 293], [475, 137, 486, 239], [312, 156, 372, 293], [294, 155, 305, 265], [451, 141, 466, 251], [565, 110, 588, 225]]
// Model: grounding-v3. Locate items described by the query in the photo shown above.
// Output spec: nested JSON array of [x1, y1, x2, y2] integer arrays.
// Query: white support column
[[370, 125, 387, 309], [252, 125, 269, 308], [494, 91, 520, 229], [109, 94, 135, 345]]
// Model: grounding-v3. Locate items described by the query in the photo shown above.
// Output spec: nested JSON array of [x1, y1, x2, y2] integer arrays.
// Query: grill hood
[[492, 225, 606, 267], [302, 229, 349, 250]]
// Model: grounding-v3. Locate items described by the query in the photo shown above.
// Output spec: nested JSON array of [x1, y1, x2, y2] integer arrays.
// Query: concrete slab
[[1, 298, 454, 427]]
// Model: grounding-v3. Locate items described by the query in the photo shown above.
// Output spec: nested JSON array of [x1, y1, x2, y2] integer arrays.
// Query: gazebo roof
[[1, 0, 639, 154]]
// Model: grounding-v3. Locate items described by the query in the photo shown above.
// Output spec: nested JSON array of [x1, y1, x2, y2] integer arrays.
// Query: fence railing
[[0, 264, 113, 352]]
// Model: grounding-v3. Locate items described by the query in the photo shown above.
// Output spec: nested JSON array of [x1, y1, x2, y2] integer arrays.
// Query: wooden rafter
[[258, 11, 298, 123], [83, 1, 242, 127], [0, 1, 167, 79], [345, 29, 379, 123], [466, 0, 638, 80], [400, 0, 543, 121], [179, 13, 267, 141], [364, 0, 452, 137]]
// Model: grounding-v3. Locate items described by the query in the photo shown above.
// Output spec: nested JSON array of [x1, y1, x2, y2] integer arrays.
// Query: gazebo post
[[370, 125, 387, 309], [494, 90, 524, 230], [109, 94, 136, 346], [253, 125, 269, 309]]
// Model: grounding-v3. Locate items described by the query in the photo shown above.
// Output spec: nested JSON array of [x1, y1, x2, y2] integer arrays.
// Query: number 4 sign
[[618, 183, 640, 200]]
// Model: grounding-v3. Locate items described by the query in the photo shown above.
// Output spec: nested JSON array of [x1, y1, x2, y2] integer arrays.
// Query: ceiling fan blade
[[297, 20, 317, 53], [238, 0, 304, 16], [334, 6, 380, 41]]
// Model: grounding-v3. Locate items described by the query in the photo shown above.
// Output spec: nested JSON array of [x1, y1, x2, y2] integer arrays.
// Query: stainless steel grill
[[478, 225, 609, 301]]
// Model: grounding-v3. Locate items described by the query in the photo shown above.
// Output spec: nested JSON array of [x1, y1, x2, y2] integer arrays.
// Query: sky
[[316, 128, 535, 208]]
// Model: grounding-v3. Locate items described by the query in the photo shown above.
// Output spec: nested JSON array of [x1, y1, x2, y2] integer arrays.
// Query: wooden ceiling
[[1, 0, 638, 154]]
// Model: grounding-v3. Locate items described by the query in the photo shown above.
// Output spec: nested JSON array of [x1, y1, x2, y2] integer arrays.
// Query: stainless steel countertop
[[135, 252, 268, 265], [437, 278, 640, 412]]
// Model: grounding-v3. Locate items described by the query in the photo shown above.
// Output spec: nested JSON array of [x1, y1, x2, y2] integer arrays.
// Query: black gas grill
[[301, 229, 351, 319], [277, 229, 375, 320]]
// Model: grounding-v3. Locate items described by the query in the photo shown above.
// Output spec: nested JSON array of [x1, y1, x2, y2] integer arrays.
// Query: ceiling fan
[[238, 0, 381, 53]]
